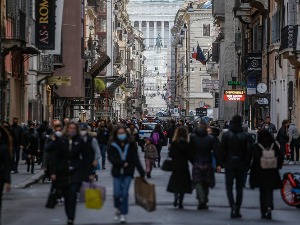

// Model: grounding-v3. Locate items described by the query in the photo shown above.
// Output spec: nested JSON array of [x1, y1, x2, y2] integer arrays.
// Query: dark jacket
[[127, 128, 139, 142], [0, 144, 11, 183], [250, 142, 283, 189], [220, 126, 253, 167], [23, 129, 39, 155], [97, 127, 109, 145], [276, 126, 289, 149], [167, 125, 176, 140], [167, 140, 192, 194], [49, 135, 88, 188], [190, 128, 220, 165], [11, 124, 24, 147], [107, 141, 145, 177]]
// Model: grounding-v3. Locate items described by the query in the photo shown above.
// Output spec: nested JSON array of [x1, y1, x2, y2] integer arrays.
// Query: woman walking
[[167, 126, 192, 209], [50, 122, 92, 225], [107, 126, 145, 224], [276, 119, 290, 161], [250, 129, 283, 220], [0, 126, 12, 225]]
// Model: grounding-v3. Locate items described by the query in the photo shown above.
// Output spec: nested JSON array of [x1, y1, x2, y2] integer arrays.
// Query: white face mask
[[80, 130, 88, 136], [55, 131, 62, 138]]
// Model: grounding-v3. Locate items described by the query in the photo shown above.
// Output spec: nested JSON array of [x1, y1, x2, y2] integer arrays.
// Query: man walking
[[11, 117, 24, 173], [221, 115, 253, 219], [262, 117, 277, 138], [288, 122, 299, 164], [96, 120, 109, 169]]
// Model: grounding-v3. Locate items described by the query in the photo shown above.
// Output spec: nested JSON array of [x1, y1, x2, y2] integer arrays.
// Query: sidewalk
[[11, 162, 44, 189]]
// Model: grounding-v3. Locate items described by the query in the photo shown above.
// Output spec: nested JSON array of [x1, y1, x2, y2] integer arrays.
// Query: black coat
[[167, 140, 192, 194], [250, 142, 283, 189], [49, 135, 89, 188], [276, 126, 289, 152], [107, 141, 145, 177], [0, 144, 11, 183], [23, 129, 39, 155]]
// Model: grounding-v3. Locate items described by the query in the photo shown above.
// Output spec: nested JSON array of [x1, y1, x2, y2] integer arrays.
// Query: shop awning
[[90, 55, 111, 77], [104, 76, 126, 93]]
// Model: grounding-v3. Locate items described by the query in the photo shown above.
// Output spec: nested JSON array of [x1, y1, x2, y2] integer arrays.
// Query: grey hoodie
[[288, 123, 299, 143]]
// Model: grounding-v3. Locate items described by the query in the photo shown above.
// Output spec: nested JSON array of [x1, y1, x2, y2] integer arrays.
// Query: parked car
[[139, 123, 157, 140]]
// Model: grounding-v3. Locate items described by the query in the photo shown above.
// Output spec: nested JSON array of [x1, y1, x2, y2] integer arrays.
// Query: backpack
[[152, 132, 160, 145], [258, 143, 277, 169]]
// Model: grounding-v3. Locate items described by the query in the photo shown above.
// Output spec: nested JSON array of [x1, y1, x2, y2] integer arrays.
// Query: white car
[[139, 123, 157, 140]]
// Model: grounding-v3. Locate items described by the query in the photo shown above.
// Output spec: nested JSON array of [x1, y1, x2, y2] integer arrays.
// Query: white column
[[169, 21, 174, 46], [161, 21, 165, 47], [139, 21, 142, 32], [154, 21, 157, 40], [146, 21, 150, 47]]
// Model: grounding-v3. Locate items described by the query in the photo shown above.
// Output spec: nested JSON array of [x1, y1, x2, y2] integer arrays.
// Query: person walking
[[144, 138, 158, 178], [0, 126, 12, 225], [97, 120, 109, 169], [11, 117, 24, 173], [107, 126, 145, 224], [23, 121, 39, 174], [49, 122, 91, 225], [150, 124, 165, 167], [249, 129, 283, 220], [288, 122, 299, 164], [190, 122, 221, 210], [167, 126, 192, 209], [262, 117, 277, 138], [220, 115, 253, 218], [166, 120, 176, 145], [276, 120, 290, 162], [36, 121, 49, 165]]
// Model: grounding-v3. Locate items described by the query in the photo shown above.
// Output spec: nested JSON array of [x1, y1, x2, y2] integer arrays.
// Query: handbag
[[45, 185, 58, 209], [85, 188, 104, 209], [134, 177, 156, 212], [80, 182, 106, 203], [161, 158, 172, 172]]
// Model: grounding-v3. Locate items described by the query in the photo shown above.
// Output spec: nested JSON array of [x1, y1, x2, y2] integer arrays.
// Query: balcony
[[212, 0, 225, 18], [279, 25, 300, 67]]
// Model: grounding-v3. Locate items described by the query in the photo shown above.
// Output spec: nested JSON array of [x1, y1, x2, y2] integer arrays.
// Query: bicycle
[[281, 172, 300, 207]]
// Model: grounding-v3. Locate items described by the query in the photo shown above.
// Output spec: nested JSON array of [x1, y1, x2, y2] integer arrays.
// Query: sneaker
[[289, 161, 294, 165], [119, 215, 126, 224], [114, 209, 120, 221]]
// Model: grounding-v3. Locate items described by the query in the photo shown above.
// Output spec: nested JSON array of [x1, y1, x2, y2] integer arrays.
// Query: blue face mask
[[117, 133, 127, 141]]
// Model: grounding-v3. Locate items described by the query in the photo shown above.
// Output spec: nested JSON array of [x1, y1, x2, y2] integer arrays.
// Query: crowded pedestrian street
[[2, 147, 300, 225]]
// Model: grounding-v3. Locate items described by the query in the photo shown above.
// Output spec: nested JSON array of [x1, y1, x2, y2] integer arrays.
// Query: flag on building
[[192, 47, 197, 59], [196, 44, 206, 65]]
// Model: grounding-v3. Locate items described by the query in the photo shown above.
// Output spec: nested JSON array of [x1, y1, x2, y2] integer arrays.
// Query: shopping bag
[[80, 182, 106, 203], [45, 185, 58, 209], [134, 177, 156, 212], [85, 188, 103, 209]]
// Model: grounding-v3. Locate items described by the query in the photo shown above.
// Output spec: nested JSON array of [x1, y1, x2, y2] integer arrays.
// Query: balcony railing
[[279, 25, 299, 52]]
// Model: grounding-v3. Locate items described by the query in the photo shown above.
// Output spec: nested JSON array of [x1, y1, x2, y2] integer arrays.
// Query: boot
[[178, 193, 184, 209], [173, 194, 179, 207], [31, 162, 35, 174], [231, 205, 242, 218]]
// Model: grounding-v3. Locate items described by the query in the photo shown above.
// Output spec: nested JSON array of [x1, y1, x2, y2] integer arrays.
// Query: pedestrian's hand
[[5, 183, 11, 192], [38, 149, 41, 153], [51, 135, 56, 141], [124, 162, 129, 167], [216, 166, 222, 173], [92, 160, 98, 167], [28, 154, 32, 159], [89, 175, 95, 182], [51, 174, 56, 181]]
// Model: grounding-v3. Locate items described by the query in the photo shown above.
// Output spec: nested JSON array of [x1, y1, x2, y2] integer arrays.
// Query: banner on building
[[202, 79, 219, 90], [36, 0, 56, 50], [245, 53, 262, 75], [224, 90, 245, 101]]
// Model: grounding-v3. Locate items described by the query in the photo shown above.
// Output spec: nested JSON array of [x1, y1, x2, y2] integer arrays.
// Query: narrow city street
[[3, 148, 300, 225]]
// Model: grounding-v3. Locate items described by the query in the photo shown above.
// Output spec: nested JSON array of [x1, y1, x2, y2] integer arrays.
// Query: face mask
[[55, 131, 62, 137], [117, 133, 127, 141], [69, 131, 77, 137], [80, 130, 87, 136]]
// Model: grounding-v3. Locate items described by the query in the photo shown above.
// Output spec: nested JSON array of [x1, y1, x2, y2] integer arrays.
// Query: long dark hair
[[257, 129, 274, 147], [62, 122, 80, 137], [109, 125, 134, 145], [0, 125, 13, 158], [172, 126, 189, 143]]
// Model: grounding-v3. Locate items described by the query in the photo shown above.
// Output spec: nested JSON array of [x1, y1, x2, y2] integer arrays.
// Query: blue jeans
[[100, 144, 107, 167], [113, 176, 132, 215]]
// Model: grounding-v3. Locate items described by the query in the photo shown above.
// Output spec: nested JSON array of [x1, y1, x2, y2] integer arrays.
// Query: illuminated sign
[[36, 0, 56, 50], [224, 90, 245, 101]]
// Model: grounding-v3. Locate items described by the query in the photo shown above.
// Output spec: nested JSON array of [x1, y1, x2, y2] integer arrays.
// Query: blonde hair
[[172, 126, 190, 143]]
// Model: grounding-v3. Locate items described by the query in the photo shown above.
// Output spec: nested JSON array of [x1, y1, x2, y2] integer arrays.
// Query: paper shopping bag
[[134, 177, 156, 212], [85, 188, 103, 209]]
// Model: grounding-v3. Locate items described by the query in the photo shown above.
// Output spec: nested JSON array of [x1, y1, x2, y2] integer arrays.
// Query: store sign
[[202, 79, 219, 90], [36, 0, 56, 50], [196, 108, 207, 117], [228, 81, 241, 85], [245, 53, 262, 75], [224, 90, 245, 101]]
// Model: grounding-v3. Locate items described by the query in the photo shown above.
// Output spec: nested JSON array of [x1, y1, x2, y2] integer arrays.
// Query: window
[[203, 24, 210, 36]]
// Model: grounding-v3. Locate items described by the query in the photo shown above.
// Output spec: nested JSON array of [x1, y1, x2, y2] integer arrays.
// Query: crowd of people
[[0, 115, 298, 224]]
